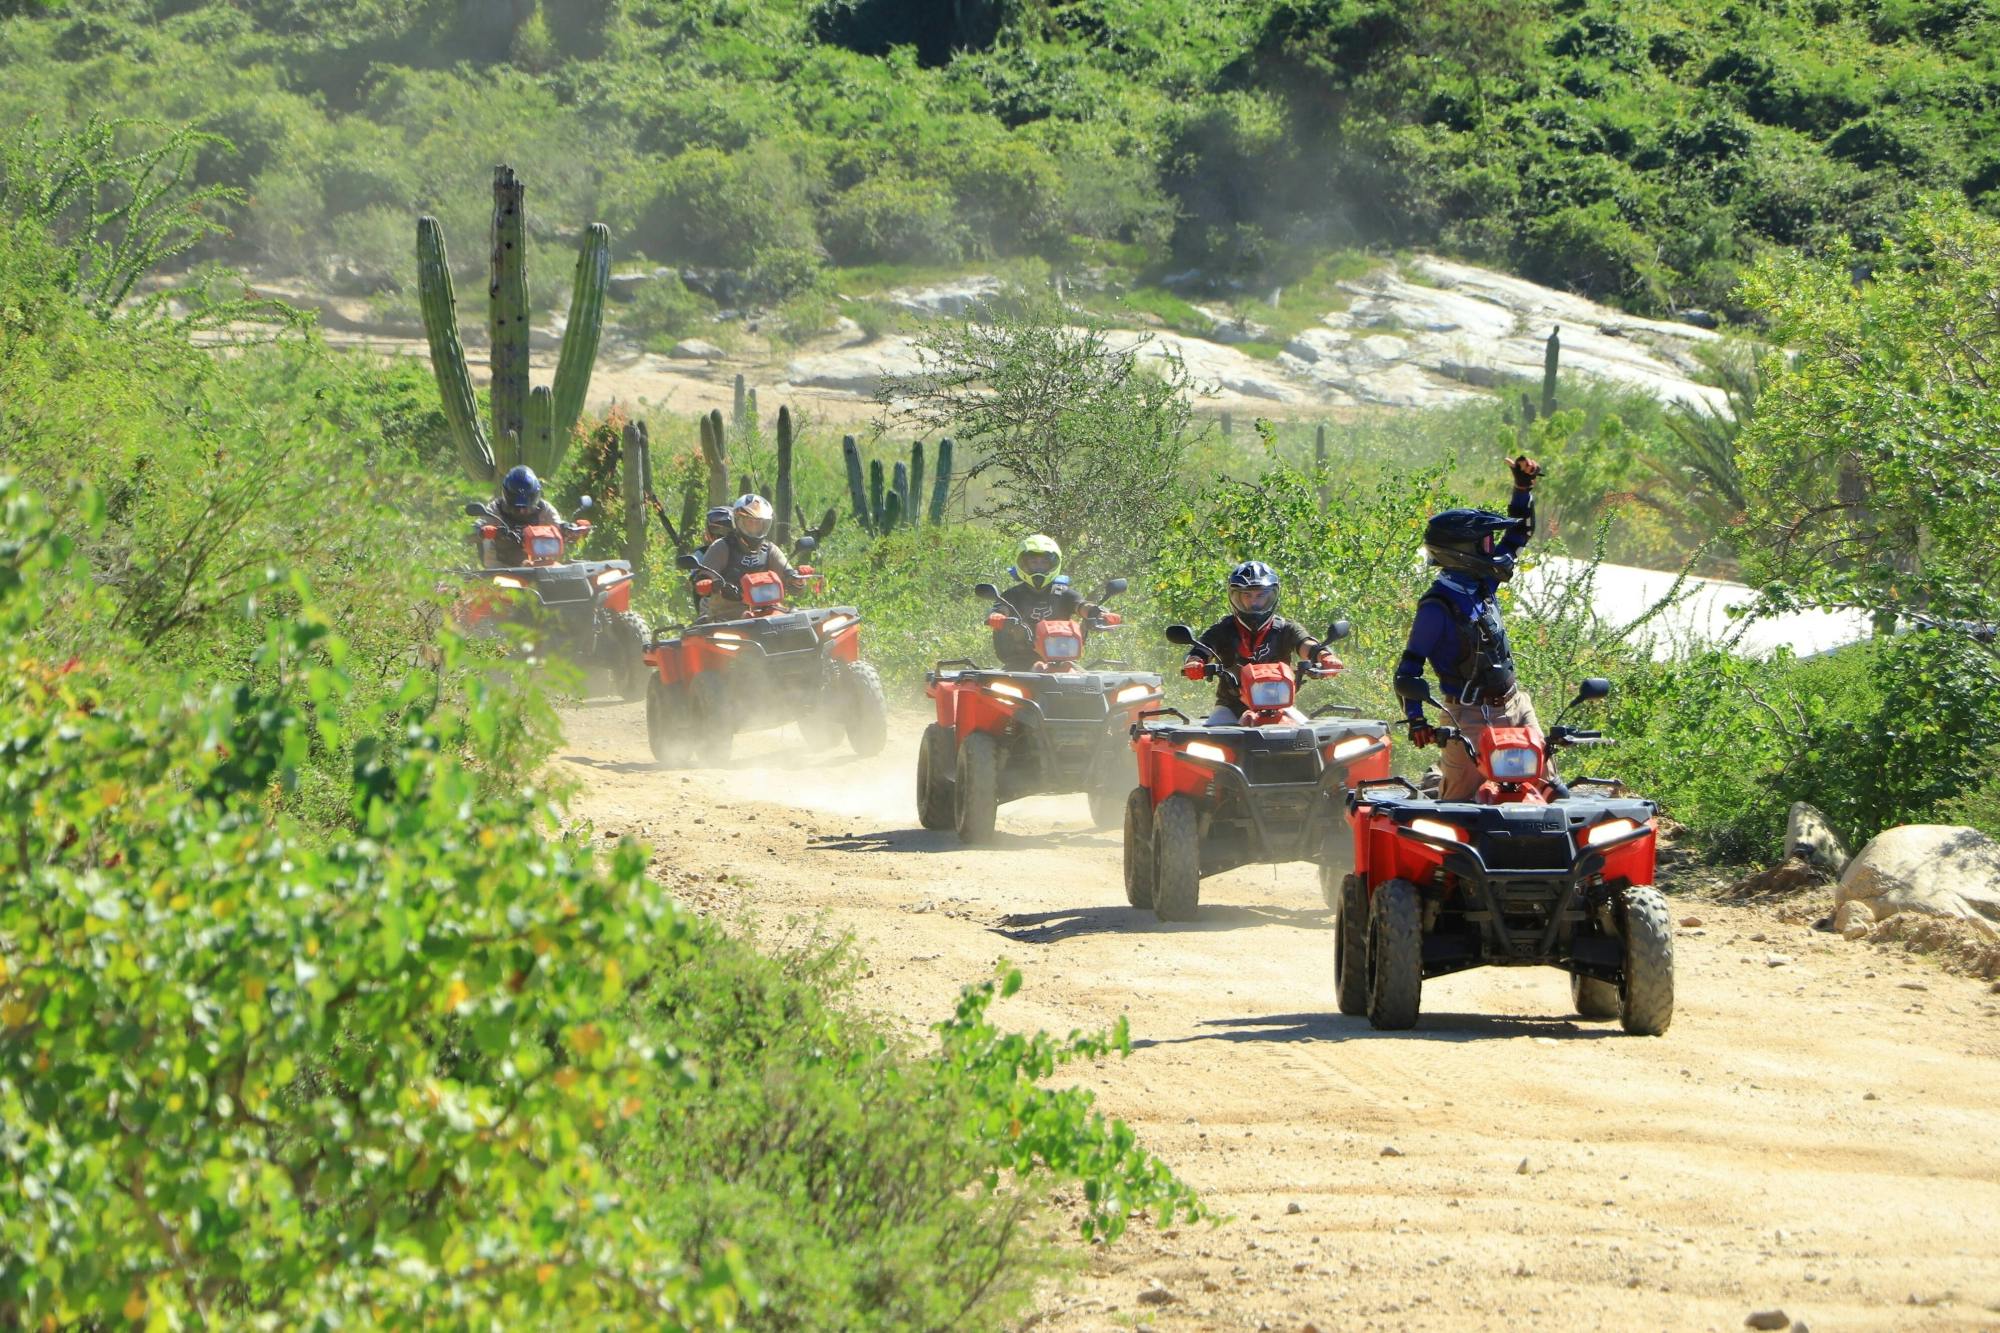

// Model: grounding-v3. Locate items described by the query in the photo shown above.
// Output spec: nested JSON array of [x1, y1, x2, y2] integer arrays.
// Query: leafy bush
[[0, 476, 1201, 1327], [619, 270, 708, 344]]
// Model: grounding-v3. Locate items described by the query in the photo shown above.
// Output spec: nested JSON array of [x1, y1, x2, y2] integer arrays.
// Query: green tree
[[1737, 195, 2000, 652], [880, 293, 1204, 574]]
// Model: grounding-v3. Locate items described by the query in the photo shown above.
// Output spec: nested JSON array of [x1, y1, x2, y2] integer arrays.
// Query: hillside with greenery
[[3, 0, 1999, 323]]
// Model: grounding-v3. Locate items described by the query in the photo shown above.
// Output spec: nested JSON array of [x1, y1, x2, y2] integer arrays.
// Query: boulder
[[1785, 802, 1851, 877], [1834, 825, 2000, 939], [669, 338, 726, 361]]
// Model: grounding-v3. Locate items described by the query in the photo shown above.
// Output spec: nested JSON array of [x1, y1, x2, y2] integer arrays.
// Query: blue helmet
[[501, 465, 542, 513], [1227, 560, 1280, 630]]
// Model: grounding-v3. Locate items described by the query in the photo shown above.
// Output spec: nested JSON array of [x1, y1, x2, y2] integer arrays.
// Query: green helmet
[[1016, 534, 1063, 590]]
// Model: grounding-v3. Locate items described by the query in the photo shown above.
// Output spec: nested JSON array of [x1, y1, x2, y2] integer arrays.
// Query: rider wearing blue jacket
[[1395, 456, 1544, 800]]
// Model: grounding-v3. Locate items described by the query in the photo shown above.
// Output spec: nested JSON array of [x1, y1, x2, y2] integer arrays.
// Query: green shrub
[[619, 270, 709, 343], [0, 478, 1201, 1327], [601, 145, 817, 271], [821, 170, 969, 266]]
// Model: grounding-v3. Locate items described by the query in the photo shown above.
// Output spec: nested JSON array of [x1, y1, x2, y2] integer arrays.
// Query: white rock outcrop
[[1832, 825, 2000, 938]]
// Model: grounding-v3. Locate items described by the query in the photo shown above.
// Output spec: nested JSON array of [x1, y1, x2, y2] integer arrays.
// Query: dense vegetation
[[0, 164, 1203, 1325], [4, 0, 2000, 323]]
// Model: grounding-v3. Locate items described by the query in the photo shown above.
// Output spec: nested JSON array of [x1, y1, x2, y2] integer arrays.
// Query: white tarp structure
[[1515, 556, 1874, 661]]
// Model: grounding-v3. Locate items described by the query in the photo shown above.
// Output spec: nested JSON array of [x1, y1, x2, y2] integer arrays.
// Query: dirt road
[[559, 705, 2000, 1332]]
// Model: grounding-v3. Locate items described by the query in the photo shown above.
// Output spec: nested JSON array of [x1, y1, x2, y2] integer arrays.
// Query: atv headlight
[[1488, 746, 1540, 779], [1114, 683, 1158, 705], [1409, 817, 1465, 843], [1183, 740, 1232, 764], [1330, 735, 1381, 762], [490, 574, 528, 590], [594, 568, 630, 588], [1247, 679, 1294, 708], [819, 614, 856, 637], [710, 630, 743, 642], [1039, 633, 1081, 660], [1584, 817, 1640, 846], [988, 680, 1028, 700]]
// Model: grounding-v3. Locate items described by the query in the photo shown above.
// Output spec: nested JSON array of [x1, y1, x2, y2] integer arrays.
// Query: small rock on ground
[[1286, 1200, 1304, 1214], [1745, 1310, 1790, 1330], [1380, 1145, 1405, 1157], [1136, 1282, 1176, 1307]]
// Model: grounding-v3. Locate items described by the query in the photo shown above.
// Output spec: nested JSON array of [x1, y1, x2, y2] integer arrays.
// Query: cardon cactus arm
[[891, 460, 909, 526], [546, 222, 610, 472], [773, 405, 794, 547], [524, 387, 555, 475], [488, 166, 531, 467], [1541, 325, 1560, 419], [880, 490, 902, 533], [908, 440, 925, 525], [928, 437, 953, 523], [416, 215, 495, 485], [868, 457, 885, 530], [842, 434, 869, 528], [700, 410, 729, 505]]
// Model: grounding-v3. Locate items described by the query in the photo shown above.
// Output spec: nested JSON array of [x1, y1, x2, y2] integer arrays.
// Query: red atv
[[641, 536, 888, 765], [1122, 621, 1394, 921], [457, 495, 647, 700], [919, 577, 1160, 842], [1337, 676, 1672, 1034]]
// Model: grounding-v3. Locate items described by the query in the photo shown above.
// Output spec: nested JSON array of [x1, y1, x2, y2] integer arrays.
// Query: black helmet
[[705, 505, 734, 540], [500, 464, 542, 514], [1423, 508, 1525, 582], [1227, 560, 1280, 631]]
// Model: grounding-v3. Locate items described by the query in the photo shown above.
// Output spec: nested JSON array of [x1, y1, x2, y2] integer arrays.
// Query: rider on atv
[[988, 534, 1100, 670], [695, 493, 807, 621], [1394, 455, 1545, 801], [1180, 561, 1342, 724], [480, 465, 564, 567]]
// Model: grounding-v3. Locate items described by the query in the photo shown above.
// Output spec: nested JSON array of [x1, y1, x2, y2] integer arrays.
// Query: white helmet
[[730, 493, 774, 543]]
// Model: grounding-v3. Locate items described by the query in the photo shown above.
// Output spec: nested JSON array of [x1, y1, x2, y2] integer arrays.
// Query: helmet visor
[[1019, 551, 1058, 578], [735, 512, 771, 541], [1229, 585, 1277, 618]]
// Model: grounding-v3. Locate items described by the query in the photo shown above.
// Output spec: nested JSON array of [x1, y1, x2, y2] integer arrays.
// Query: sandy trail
[[559, 704, 2000, 1332]]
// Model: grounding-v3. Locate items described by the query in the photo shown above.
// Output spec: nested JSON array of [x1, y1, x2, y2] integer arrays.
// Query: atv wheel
[[1618, 885, 1675, 1036], [691, 672, 733, 764], [916, 724, 956, 830], [1334, 874, 1369, 1017], [954, 732, 999, 844], [1570, 973, 1621, 1019], [646, 677, 689, 766], [1087, 740, 1135, 829], [1122, 788, 1155, 909], [843, 662, 889, 757], [1152, 795, 1201, 922], [800, 709, 845, 749], [1367, 877, 1423, 1030], [612, 611, 649, 702]]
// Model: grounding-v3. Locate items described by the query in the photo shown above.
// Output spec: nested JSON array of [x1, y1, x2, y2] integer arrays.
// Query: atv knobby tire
[[1087, 739, 1135, 829], [646, 676, 689, 766], [843, 661, 889, 757], [1334, 874, 1369, 1016], [1151, 794, 1202, 921], [954, 731, 1000, 844], [1122, 787, 1155, 909], [1571, 973, 1621, 1019], [691, 672, 733, 764], [1618, 885, 1675, 1036], [1367, 877, 1423, 1030], [612, 611, 649, 702], [916, 724, 956, 831]]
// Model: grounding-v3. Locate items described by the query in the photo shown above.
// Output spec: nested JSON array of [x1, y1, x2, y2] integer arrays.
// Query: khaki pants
[[1439, 688, 1541, 801]]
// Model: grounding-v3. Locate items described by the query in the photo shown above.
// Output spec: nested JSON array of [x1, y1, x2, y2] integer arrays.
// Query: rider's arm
[[1497, 483, 1534, 554], [1395, 601, 1448, 721], [767, 542, 805, 588]]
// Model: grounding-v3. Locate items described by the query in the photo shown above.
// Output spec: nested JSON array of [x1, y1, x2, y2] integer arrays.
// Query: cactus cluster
[[416, 165, 610, 487], [695, 404, 838, 548], [842, 435, 952, 534]]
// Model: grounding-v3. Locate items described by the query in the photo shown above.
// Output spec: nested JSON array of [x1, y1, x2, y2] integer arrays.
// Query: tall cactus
[[773, 406, 795, 547], [843, 435, 869, 524], [1541, 324, 1561, 419], [700, 409, 730, 504], [416, 164, 610, 487], [928, 437, 953, 523]]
